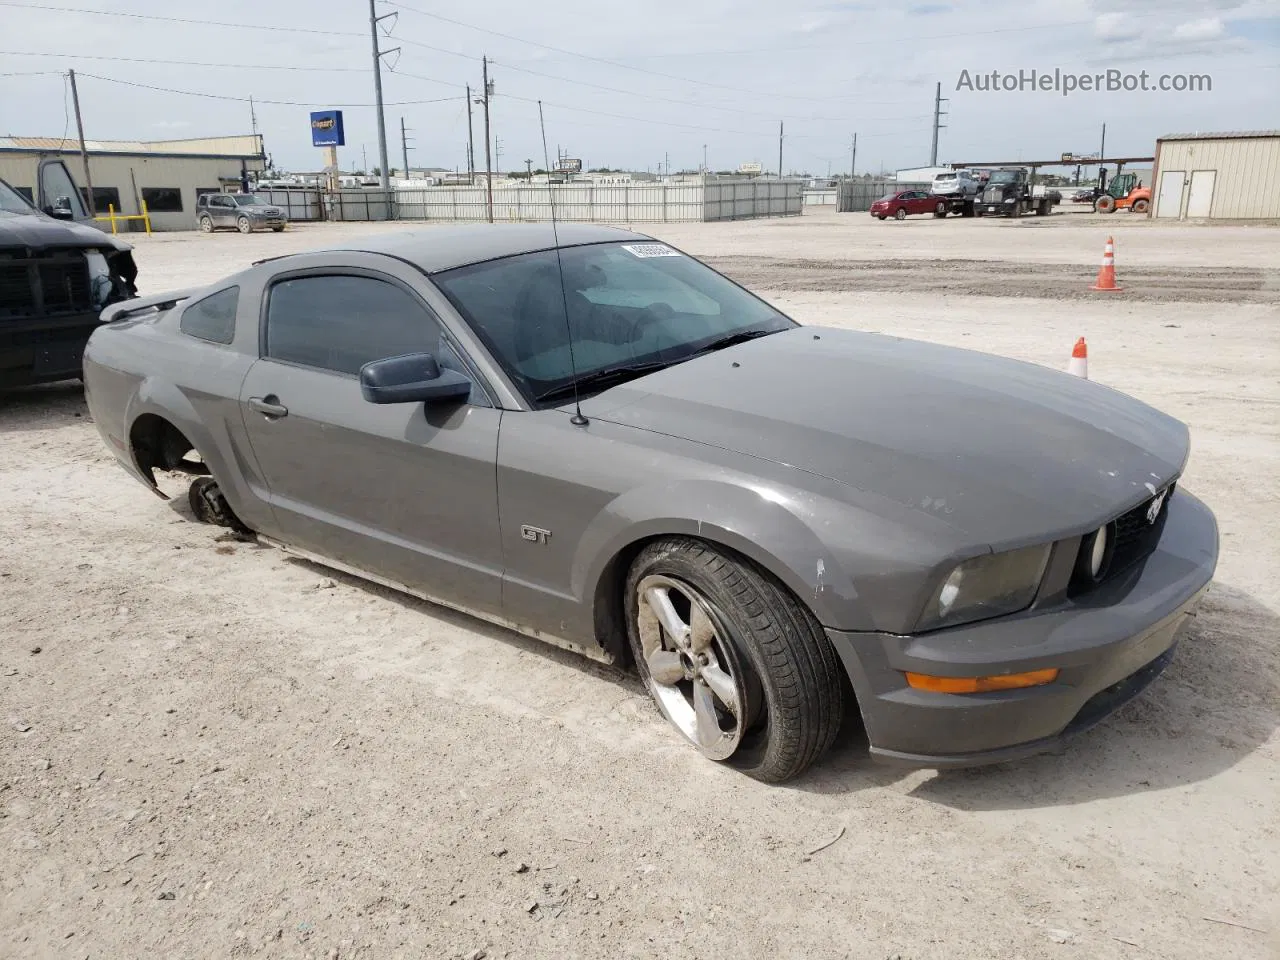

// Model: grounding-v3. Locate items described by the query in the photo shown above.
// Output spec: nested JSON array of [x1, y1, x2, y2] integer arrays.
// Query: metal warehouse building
[[0, 135, 267, 231], [1152, 130, 1280, 220]]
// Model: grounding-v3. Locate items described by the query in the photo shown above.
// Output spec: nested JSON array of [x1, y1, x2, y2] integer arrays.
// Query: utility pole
[[465, 84, 476, 185], [525, 158, 533, 180], [850, 132, 857, 178], [778, 121, 784, 179], [481, 56, 494, 222], [664, 151, 669, 180], [66, 70, 95, 216], [1099, 122, 1107, 160], [400, 116, 413, 179], [368, 0, 398, 191], [702, 143, 707, 174], [249, 94, 258, 137], [930, 82, 948, 167]]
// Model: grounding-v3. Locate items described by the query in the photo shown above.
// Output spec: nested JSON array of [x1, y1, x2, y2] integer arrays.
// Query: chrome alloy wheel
[[635, 574, 748, 760]]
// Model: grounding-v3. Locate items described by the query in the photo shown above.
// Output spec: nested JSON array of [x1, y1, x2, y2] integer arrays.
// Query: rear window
[[180, 286, 238, 345]]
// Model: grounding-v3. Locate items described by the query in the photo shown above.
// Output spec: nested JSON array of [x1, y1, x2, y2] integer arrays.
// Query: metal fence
[[250, 180, 803, 225], [837, 179, 930, 212], [802, 189, 838, 206], [254, 188, 323, 222]]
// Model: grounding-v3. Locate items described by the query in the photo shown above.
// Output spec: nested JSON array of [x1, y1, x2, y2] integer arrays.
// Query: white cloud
[[1094, 12, 1143, 41], [1173, 16, 1226, 40]]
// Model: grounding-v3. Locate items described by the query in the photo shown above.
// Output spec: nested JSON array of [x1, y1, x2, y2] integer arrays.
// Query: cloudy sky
[[2, 0, 1278, 176]]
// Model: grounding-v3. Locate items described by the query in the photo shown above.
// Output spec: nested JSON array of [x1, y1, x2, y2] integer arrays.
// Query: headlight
[[918, 543, 1051, 631]]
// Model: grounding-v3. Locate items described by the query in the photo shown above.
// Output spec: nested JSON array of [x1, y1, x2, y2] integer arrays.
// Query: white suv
[[932, 170, 980, 197]]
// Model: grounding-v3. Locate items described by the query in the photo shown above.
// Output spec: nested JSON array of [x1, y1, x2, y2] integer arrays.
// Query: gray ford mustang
[[83, 224, 1218, 783]]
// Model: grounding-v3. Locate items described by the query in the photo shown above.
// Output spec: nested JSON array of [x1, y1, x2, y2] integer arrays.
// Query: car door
[[212, 195, 236, 227], [237, 256, 505, 617], [910, 191, 933, 214]]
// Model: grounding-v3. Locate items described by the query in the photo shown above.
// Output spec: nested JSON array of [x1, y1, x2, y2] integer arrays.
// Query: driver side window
[[264, 273, 483, 403]]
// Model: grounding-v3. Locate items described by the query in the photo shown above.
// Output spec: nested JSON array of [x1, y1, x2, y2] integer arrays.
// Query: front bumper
[[0, 312, 100, 387], [826, 489, 1218, 768]]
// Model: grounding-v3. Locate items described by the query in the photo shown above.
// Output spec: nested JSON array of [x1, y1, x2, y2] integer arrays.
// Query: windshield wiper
[[535, 361, 674, 404], [695, 327, 780, 354]]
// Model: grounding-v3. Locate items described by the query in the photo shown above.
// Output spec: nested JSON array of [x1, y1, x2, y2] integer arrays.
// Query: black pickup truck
[[1, 161, 137, 389]]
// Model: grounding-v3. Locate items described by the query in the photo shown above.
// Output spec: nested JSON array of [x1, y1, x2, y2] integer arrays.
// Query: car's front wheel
[[625, 538, 844, 783], [198, 215, 214, 233], [237, 216, 253, 234]]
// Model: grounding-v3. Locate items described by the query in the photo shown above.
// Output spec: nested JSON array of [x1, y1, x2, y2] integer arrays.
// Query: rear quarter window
[[180, 286, 238, 345]]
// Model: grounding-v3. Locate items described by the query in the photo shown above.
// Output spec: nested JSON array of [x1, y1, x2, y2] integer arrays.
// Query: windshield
[[233, 194, 266, 206], [935, 173, 956, 181], [989, 171, 1019, 184], [435, 241, 795, 404], [0, 179, 35, 216]]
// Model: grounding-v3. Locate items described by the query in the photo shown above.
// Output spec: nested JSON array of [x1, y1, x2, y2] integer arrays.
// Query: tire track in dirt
[[706, 256, 1280, 304]]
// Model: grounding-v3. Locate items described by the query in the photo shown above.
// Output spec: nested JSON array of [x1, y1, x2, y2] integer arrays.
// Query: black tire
[[272, 226, 285, 232], [237, 216, 252, 234], [961, 203, 975, 218], [894, 207, 907, 220], [625, 537, 844, 783], [933, 201, 947, 218], [1010, 201, 1022, 219], [877, 214, 887, 220]]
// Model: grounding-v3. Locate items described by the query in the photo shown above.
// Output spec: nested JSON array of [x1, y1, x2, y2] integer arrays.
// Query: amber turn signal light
[[904, 668, 1060, 694]]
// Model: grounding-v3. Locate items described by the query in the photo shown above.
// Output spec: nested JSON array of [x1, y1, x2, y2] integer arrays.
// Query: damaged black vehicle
[[0, 166, 138, 389]]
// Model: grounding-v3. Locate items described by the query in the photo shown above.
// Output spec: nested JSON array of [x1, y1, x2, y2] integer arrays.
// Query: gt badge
[[1146, 491, 1167, 525]]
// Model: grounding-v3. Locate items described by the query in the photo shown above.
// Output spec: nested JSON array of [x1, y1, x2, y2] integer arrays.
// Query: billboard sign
[[738, 161, 763, 174], [310, 110, 346, 148], [555, 158, 583, 173]]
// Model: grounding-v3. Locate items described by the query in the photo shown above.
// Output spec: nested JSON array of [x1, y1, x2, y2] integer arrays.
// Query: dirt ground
[[3, 209, 1278, 960]]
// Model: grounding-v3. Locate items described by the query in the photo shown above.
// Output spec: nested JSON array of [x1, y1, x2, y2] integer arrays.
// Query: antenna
[[538, 100, 588, 428]]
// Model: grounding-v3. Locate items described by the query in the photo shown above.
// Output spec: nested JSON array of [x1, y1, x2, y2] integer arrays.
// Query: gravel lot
[[3, 209, 1278, 960]]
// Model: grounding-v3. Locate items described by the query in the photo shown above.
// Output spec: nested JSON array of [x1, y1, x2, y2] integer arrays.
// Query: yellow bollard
[[107, 203, 117, 235], [142, 200, 151, 235]]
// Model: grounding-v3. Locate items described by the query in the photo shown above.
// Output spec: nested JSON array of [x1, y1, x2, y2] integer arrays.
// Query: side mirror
[[359, 352, 471, 405], [47, 197, 75, 220]]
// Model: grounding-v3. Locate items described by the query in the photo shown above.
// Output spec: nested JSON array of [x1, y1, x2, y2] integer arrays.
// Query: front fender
[[572, 479, 865, 630]]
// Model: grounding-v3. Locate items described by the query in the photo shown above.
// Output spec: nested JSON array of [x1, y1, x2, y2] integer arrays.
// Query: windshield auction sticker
[[621, 243, 681, 258]]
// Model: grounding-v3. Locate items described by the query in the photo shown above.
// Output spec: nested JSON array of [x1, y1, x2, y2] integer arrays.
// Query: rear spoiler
[[99, 288, 201, 324]]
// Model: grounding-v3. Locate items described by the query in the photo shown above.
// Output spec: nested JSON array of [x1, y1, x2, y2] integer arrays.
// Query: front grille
[[0, 260, 31, 316], [38, 257, 92, 314], [0, 251, 92, 320], [1111, 482, 1175, 573], [1072, 482, 1176, 594]]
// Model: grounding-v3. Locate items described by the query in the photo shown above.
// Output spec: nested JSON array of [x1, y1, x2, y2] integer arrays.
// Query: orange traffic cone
[[1067, 337, 1088, 378], [1090, 235, 1122, 292]]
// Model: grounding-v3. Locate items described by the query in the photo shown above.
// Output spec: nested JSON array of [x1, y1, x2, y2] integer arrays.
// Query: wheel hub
[[635, 575, 748, 760]]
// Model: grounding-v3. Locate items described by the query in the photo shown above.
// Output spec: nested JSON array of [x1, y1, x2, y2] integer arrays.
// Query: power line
[[0, 1, 364, 39], [75, 72, 463, 108], [0, 50, 369, 72], [0, 69, 65, 77], [384, 0, 875, 105]]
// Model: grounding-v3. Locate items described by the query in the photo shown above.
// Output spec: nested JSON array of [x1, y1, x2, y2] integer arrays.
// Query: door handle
[[248, 395, 289, 418]]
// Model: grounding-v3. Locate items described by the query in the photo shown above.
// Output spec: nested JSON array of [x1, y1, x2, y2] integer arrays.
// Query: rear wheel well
[[128, 414, 207, 488]]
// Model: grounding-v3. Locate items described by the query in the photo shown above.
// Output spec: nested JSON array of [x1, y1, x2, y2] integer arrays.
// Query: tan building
[[0, 135, 267, 231], [1151, 130, 1280, 220]]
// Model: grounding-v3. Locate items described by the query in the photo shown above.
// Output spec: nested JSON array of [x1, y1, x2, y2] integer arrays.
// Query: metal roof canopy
[[948, 156, 1154, 169], [1157, 130, 1279, 142]]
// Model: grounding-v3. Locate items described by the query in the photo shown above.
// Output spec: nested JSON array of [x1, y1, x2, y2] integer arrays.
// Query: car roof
[[311, 222, 655, 274]]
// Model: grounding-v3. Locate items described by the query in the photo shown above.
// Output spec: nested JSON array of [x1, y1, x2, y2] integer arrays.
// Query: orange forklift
[[1093, 170, 1151, 213]]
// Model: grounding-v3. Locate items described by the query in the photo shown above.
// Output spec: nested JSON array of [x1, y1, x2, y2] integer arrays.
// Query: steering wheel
[[629, 302, 675, 345]]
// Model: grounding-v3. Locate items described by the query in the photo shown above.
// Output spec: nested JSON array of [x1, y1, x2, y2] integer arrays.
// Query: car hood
[[0, 211, 130, 251], [584, 328, 1188, 547]]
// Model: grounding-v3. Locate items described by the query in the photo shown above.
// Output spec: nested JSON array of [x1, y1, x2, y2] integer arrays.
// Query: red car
[[870, 190, 946, 220]]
